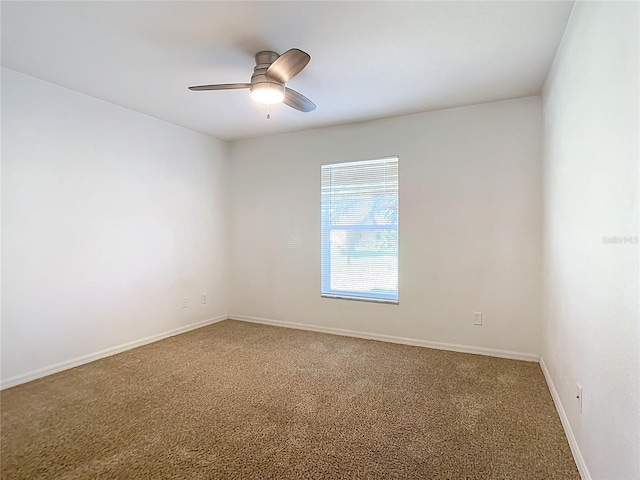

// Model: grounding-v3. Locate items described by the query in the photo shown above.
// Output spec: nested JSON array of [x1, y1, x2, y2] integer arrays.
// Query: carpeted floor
[[1, 320, 579, 479]]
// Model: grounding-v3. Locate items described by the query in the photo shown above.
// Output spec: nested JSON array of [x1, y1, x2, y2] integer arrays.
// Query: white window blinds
[[321, 157, 399, 303]]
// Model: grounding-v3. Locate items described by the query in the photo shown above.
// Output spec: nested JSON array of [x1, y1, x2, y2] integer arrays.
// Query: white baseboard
[[540, 357, 591, 480], [1, 314, 229, 390], [229, 314, 540, 362]]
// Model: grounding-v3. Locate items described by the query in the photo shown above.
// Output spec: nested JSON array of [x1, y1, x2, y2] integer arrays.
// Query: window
[[321, 157, 399, 303]]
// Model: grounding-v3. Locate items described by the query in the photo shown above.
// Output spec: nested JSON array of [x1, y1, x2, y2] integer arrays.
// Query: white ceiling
[[1, 1, 573, 141]]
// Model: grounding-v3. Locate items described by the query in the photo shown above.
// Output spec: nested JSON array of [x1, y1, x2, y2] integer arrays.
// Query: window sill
[[321, 294, 399, 305]]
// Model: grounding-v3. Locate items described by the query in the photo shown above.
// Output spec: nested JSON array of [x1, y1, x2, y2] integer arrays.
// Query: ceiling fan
[[188, 49, 316, 113]]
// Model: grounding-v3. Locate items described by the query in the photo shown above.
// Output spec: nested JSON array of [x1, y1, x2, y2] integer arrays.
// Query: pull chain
[[267, 105, 271, 120]]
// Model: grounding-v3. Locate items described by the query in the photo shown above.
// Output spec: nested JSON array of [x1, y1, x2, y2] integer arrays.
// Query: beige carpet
[[1, 320, 579, 479]]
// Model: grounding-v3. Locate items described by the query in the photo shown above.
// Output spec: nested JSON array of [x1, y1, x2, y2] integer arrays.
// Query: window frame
[[320, 156, 399, 304]]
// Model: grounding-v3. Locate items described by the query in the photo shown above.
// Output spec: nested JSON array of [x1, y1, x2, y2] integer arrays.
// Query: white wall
[[1, 67, 230, 384], [542, 2, 639, 479], [229, 97, 543, 356]]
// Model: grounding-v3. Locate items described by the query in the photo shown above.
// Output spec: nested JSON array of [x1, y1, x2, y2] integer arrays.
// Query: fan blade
[[188, 83, 250, 91], [284, 88, 316, 112], [266, 49, 310, 83]]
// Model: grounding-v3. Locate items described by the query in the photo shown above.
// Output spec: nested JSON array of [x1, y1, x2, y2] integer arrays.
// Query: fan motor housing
[[251, 51, 283, 87], [250, 51, 285, 101]]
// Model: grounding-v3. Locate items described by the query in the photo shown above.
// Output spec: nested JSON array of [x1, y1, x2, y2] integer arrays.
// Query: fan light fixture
[[250, 82, 285, 104]]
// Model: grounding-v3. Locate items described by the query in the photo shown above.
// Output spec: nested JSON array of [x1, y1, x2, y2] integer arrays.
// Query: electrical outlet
[[473, 311, 482, 326], [202, 293, 208, 304], [182, 297, 189, 308], [576, 383, 583, 413]]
